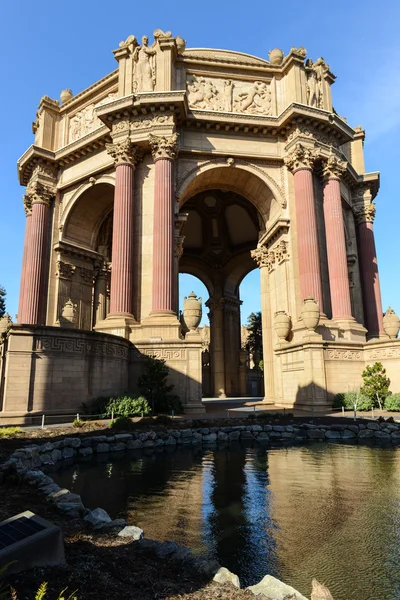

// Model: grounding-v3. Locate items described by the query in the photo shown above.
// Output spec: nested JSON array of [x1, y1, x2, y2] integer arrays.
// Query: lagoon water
[[53, 443, 400, 599]]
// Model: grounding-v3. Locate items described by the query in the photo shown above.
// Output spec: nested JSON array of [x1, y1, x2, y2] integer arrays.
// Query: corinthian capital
[[284, 143, 320, 172], [23, 194, 32, 216], [251, 246, 275, 272], [25, 179, 56, 206], [354, 203, 376, 225], [106, 139, 138, 166], [149, 133, 179, 161], [321, 154, 347, 181]]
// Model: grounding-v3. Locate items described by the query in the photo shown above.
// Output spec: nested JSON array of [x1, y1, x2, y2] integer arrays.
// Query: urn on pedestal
[[274, 311, 291, 341], [59, 299, 77, 328], [301, 295, 320, 332], [182, 292, 202, 331], [383, 307, 400, 339]]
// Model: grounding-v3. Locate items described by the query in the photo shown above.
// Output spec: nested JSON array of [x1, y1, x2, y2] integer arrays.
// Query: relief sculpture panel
[[187, 76, 273, 116], [69, 93, 118, 143]]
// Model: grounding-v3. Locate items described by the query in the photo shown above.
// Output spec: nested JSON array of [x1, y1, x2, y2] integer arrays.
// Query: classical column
[[20, 182, 54, 324], [355, 203, 385, 338], [149, 133, 178, 315], [251, 247, 275, 403], [223, 296, 242, 396], [322, 155, 353, 319], [17, 196, 33, 323], [105, 139, 137, 318], [93, 261, 110, 325], [206, 297, 226, 398], [284, 143, 323, 310]]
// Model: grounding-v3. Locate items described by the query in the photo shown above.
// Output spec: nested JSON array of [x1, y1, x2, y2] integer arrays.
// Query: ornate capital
[[284, 143, 320, 173], [106, 139, 138, 166], [25, 180, 56, 206], [149, 133, 179, 161], [23, 194, 32, 216], [354, 203, 376, 225], [321, 154, 347, 182], [251, 240, 289, 273], [174, 236, 184, 259]]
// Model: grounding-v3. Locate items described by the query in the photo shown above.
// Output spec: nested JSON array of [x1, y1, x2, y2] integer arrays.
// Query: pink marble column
[[109, 163, 135, 315], [21, 198, 50, 324], [105, 139, 137, 318], [285, 143, 323, 310], [356, 204, 385, 338], [322, 164, 353, 319], [149, 133, 178, 314], [17, 200, 32, 323]]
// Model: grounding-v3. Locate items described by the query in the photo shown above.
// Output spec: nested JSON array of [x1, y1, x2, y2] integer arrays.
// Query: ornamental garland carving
[[251, 240, 289, 273], [187, 75, 272, 116], [284, 143, 320, 172], [321, 154, 347, 181], [106, 139, 138, 166], [354, 203, 376, 225], [149, 133, 179, 160]]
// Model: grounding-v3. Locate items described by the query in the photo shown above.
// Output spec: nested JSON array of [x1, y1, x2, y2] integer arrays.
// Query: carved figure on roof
[[234, 81, 271, 115], [133, 35, 157, 92], [305, 58, 329, 109]]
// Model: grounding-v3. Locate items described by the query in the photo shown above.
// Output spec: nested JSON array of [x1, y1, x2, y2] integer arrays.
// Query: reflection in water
[[53, 443, 400, 599]]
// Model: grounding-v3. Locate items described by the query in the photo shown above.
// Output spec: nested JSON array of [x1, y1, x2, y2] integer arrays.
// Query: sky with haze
[[1, 0, 399, 328]]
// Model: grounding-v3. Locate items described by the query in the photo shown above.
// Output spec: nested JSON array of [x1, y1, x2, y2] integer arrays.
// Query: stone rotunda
[[1, 30, 399, 421]]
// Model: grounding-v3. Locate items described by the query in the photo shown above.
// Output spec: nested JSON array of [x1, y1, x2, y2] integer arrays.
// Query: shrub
[[332, 391, 372, 411], [138, 356, 182, 414], [110, 416, 135, 430], [361, 362, 390, 410], [385, 393, 400, 412], [0, 427, 21, 438], [82, 396, 114, 417], [107, 396, 151, 417], [72, 419, 84, 428]]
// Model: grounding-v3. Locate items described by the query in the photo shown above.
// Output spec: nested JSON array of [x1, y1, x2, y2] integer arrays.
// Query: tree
[[361, 362, 390, 410], [0, 286, 5, 317], [137, 355, 181, 414], [246, 311, 263, 365]]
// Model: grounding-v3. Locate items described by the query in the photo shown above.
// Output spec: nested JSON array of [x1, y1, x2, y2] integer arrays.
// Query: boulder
[[118, 525, 144, 540], [84, 507, 112, 527], [155, 541, 180, 558], [311, 579, 334, 600], [247, 574, 308, 600], [213, 567, 241, 589]]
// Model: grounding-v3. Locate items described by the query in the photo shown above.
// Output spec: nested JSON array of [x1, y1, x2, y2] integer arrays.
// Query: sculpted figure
[[223, 80, 233, 112], [70, 113, 82, 141], [234, 81, 271, 114], [187, 76, 221, 110], [306, 58, 327, 108], [133, 35, 157, 92]]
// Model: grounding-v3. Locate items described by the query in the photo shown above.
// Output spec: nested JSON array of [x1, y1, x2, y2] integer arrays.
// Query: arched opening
[[178, 165, 276, 398]]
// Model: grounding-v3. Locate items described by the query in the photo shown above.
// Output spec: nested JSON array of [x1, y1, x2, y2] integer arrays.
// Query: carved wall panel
[[69, 93, 118, 143]]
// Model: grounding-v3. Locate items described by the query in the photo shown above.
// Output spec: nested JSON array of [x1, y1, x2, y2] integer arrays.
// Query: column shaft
[[293, 168, 324, 309], [357, 221, 384, 337], [109, 163, 135, 315], [211, 301, 226, 397], [18, 213, 32, 323], [152, 158, 174, 313], [22, 202, 49, 324], [323, 178, 352, 318], [260, 266, 275, 401]]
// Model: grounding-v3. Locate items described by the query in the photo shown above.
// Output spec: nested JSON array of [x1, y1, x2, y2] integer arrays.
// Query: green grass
[[0, 427, 22, 438]]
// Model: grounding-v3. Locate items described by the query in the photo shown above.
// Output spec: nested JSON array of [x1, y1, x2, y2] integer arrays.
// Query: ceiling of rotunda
[[181, 189, 260, 269]]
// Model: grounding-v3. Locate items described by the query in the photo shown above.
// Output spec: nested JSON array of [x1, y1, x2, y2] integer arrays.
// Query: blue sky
[[1, 0, 399, 327]]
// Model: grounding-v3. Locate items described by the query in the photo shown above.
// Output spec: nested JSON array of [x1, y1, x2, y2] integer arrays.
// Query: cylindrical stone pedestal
[[18, 212, 32, 323], [109, 163, 135, 316], [152, 157, 174, 314], [357, 220, 385, 337], [323, 177, 353, 318], [21, 201, 49, 324], [293, 168, 324, 310]]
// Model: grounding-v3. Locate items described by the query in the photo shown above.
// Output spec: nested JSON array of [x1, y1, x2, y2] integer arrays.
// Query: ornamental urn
[[274, 311, 291, 341], [301, 295, 320, 331], [268, 48, 284, 65], [182, 292, 202, 331], [61, 298, 77, 326], [383, 307, 400, 339], [60, 89, 73, 104]]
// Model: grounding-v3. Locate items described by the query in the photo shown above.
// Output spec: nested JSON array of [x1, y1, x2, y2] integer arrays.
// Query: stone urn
[[274, 311, 291, 341], [383, 307, 400, 339], [268, 48, 284, 65], [60, 298, 76, 327], [0, 313, 12, 334], [301, 295, 320, 331], [182, 292, 202, 331], [60, 89, 73, 104]]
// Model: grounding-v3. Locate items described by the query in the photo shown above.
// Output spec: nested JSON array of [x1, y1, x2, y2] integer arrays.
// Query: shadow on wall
[[0, 325, 202, 423], [293, 382, 331, 414]]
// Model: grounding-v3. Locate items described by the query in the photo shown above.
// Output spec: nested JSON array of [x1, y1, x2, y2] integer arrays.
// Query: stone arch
[[179, 262, 214, 299], [177, 160, 284, 227], [223, 255, 258, 298], [62, 178, 115, 251]]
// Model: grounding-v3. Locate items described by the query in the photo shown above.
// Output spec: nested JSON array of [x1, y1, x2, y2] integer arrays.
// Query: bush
[[361, 362, 390, 409], [72, 419, 84, 428], [106, 396, 151, 418], [385, 393, 400, 412], [110, 416, 135, 430], [138, 356, 182, 414], [0, 427, 21, 438], [332, 391, 372, 411]]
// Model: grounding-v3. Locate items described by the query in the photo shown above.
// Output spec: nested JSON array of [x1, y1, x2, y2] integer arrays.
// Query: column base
[[331, 317, 367, 342], [94, 313, 136, 339], [131, 312, 182, 343]]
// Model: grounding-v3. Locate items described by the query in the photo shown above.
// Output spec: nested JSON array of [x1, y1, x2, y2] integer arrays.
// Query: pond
[[53, 442, 400, 600]]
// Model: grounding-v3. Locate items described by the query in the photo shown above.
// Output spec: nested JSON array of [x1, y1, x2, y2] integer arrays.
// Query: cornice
[[258, 217, 290, 248], [54, 241, 102, 263], [17, 146, 57, 187], [58, 70, 118, 113], [96, 91, 188, 125]]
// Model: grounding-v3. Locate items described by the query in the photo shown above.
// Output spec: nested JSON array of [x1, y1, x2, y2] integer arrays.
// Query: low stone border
[[1, 419, 393, 599]]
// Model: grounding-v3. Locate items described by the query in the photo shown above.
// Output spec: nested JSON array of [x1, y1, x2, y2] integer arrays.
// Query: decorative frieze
[[36, 336, 129, 359], [325, 349, 362, 361], [106, 139, 138, 166], [284, 143, 320, 172], [365, 346, 400, 360], [149, 133, 179, 161], [69, 93, 117, 142]]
